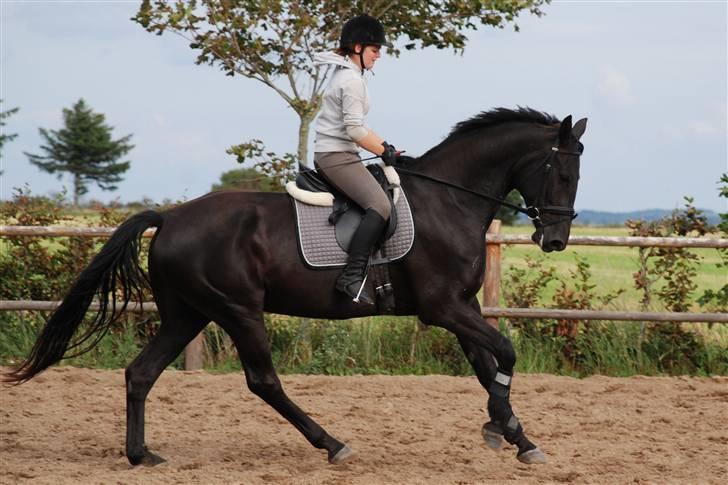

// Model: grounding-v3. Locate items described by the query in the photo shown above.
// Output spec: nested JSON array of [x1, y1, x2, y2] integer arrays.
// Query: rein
[[394, 147, 581, 229]]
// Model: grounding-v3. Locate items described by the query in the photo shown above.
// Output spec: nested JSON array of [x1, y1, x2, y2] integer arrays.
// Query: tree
[[25, 99, 134, 206], [133, 0, 548, 176], [496, 189, 525, 225], [0, 100, 20, 175], [211, 166, 279, 192]]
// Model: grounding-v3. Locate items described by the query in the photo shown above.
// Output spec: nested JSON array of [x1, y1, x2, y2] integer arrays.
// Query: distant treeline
[[515, 208, 721, 226]]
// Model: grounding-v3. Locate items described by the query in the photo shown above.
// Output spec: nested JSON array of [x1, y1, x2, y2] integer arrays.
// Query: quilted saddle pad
[[292, 189, 415, 269]]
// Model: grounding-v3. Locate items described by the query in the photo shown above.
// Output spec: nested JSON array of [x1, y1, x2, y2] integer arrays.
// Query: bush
[[501, 248, 723, 376], [698, 173, 728, 313], [0, 188, 162, 368]]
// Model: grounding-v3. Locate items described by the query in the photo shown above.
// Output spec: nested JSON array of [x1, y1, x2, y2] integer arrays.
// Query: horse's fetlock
[[311, 431, 336, 451], [126, 446, 144, 466], [488, 400, 509, 422]]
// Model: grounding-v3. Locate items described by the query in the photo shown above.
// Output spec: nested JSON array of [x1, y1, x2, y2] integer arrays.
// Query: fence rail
[[480, 307, 728, 323], [2, 225, 727, 248], [0, 301, 157, 312], [0, 226, 157, 237], [2, 300, 725, 324]]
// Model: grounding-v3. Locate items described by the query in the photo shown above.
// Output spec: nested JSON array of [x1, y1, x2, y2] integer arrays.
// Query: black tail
[[4, 210, 163, 384]]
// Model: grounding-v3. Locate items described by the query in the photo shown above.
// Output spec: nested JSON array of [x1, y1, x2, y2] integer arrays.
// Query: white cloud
[[597, 65, 635, 105]]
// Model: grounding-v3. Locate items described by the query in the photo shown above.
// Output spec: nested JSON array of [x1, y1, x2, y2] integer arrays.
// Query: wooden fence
[[2, 223, 727, 370], [480, 220, 728, 325]]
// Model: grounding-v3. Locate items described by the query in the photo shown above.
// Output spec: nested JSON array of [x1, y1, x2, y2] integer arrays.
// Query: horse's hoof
[[481, 423, 504, 450], [517, 447, 547, 464], [129, 449, 167, 467], [141, 452, 167, 467], [328, 444, 355, 464]]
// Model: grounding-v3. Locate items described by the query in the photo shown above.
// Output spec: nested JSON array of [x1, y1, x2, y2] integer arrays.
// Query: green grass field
[[499, 225, 725, 311]]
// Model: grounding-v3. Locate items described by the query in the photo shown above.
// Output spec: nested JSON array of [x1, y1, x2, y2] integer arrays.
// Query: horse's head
[[518, 115, 587, 253]]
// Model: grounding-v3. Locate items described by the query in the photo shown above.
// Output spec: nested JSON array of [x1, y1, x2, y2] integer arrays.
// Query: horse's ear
[[572, 118, 588, 141], [559, 115, 573, 144]]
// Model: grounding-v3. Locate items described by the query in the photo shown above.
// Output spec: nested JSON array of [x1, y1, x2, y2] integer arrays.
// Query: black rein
[[393, 146, 581, 229]]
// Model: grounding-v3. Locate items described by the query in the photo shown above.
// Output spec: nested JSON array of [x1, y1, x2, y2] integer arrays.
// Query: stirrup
[[338, 275, 374, 305]]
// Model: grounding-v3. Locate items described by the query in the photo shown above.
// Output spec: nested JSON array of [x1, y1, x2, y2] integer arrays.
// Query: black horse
[[6, 107, 586, 467]]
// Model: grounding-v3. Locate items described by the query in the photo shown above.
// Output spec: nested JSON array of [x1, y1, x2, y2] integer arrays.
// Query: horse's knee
[[496, 336, 516, 372], [247, 374, 283, 400]]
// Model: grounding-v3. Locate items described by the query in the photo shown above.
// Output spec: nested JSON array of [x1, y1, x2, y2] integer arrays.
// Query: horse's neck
[[419, 125, 549, 199]]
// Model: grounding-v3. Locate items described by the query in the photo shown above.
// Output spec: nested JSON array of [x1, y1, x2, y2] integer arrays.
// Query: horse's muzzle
[[543, 239, 566, 252], [532, 228, 566, 253]]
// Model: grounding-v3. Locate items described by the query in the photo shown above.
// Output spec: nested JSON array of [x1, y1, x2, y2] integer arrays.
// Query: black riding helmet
[[340, 14, 392, 72]]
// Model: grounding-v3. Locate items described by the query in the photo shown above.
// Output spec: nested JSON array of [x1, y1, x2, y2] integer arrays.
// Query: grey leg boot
[[336, 208, 387, 304]]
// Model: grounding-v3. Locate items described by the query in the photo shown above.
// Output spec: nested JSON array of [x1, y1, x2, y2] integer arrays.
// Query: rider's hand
[[381, 141, 403, 166]]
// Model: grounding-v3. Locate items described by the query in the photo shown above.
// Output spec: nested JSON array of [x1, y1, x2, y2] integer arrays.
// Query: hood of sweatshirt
[[313, 51, 362, 73]]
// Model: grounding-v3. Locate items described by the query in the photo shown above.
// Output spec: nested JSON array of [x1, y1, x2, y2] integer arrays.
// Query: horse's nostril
[[548, 240, 565, 251]]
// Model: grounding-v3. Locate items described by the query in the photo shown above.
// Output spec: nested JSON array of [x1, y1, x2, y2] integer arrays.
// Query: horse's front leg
[[457, 334, 546, 464], [423, 300, 546, 464]]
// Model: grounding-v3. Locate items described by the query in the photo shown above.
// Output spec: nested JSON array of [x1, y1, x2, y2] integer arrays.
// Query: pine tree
[[0, 100, 20, 176], [25, 99, 133, 206]]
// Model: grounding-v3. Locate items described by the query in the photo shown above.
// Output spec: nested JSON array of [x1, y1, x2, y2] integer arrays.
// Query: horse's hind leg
[[125, 297, 208, 466], [216, 310, 353, 464]]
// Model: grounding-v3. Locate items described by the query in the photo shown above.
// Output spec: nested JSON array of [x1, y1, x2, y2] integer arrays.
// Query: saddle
[[286, 163, 415, 313], [292, 164, 399, 252]]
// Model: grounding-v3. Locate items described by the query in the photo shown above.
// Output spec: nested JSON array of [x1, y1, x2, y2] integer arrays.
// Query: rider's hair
[[335, 46, 356, 56]]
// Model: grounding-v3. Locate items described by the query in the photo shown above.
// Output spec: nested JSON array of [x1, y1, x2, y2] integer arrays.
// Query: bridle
[[522, 146, 582, 228], [394, 145, 582, 229]]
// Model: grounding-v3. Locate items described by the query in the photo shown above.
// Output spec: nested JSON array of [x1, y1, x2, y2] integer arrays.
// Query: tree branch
[[271, 20, 301, 100]]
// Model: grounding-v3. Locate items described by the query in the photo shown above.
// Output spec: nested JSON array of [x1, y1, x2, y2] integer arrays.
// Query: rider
[[313, 14, 401, 305]]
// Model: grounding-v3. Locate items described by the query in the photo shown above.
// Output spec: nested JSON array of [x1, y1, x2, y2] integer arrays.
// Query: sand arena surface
[[1, 367, 726, 484]]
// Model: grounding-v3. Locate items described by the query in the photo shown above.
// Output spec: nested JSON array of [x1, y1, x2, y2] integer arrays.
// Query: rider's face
[[352, 44, 382, 70]]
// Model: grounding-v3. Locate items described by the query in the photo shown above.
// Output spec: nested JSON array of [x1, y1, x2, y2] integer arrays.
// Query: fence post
[[184, 333, 205, 371], [484, 219, 502, 328]]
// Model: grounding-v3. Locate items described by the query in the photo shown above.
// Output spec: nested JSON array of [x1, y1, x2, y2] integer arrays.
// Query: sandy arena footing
[[1, 367, 726, 484]]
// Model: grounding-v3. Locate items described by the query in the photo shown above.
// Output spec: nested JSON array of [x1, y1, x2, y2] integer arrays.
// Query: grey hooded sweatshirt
[[313, 51, 370, 154]]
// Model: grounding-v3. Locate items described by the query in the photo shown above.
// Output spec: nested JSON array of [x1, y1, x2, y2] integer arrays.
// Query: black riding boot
[[336, 208, 387, 304]]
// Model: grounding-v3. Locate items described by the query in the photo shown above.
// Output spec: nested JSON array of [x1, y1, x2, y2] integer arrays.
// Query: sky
[[1, 0, 726, 213]]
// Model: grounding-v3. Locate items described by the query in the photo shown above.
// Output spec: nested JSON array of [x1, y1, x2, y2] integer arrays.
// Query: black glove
[[381, 141, 402, 166]]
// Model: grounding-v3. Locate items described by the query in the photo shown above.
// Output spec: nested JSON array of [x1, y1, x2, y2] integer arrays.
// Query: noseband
[[394, 146, 581, 228]]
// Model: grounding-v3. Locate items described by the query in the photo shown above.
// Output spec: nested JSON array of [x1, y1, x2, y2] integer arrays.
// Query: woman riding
[[313, 14, 401, 305]]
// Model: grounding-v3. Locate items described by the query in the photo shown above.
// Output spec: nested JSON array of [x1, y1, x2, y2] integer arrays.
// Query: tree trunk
[[297, 115, 314, 168], [73, 174, 81, 207]]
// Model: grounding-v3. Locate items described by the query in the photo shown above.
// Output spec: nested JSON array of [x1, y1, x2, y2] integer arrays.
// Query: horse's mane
[[411, 107, 559, 163], [448, 107, 559, 139]]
